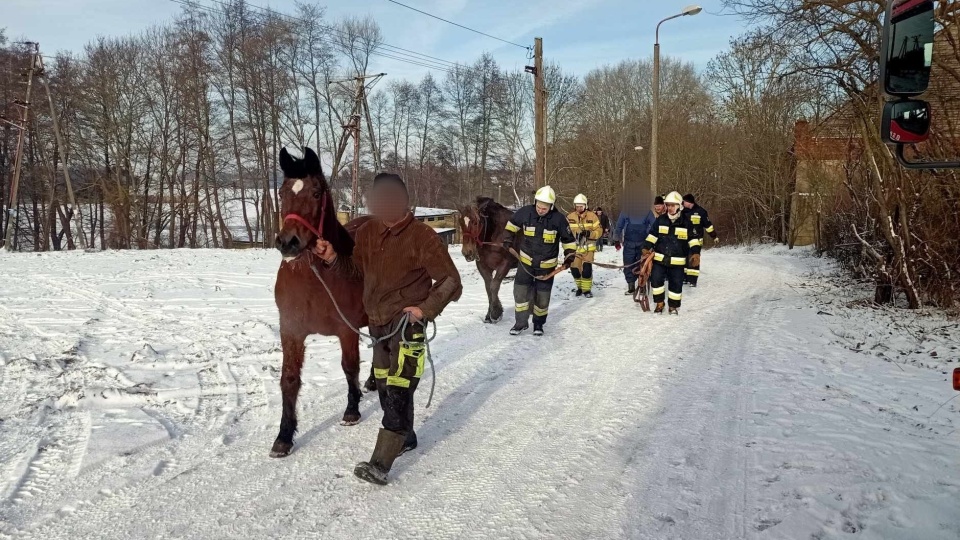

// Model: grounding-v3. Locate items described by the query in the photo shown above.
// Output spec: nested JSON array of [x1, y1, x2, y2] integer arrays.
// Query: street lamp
[[623, 146, 644, 191], [651, 5, 702, 198]]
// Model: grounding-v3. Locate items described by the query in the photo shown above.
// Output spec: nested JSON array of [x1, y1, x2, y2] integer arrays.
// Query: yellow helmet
[[573, 193, 588, 206], [535, 186, 556, 205], [664, 191, 683, 205]]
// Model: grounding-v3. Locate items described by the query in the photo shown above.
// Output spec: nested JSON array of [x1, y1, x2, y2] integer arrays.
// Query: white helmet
[[664, 191, 683, 205], [573, 193, 588, 206], [535, 185, 556, 206]]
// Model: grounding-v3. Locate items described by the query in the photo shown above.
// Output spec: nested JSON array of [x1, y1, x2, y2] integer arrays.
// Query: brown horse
[[459, 196, 517, 323], [272, 146, 371, 458]]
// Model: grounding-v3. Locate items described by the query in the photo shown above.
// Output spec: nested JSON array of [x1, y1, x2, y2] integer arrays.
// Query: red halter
[[283, 191, 328, 240]]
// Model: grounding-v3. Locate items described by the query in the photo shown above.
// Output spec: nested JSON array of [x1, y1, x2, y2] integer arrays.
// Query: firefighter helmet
[[573, 193, 588, 206], [664, 191, 683, 205], [535, 186, 557, 205]]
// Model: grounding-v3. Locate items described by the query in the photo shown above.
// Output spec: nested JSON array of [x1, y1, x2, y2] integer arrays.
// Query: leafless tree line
[[2, 0, 958, 308]]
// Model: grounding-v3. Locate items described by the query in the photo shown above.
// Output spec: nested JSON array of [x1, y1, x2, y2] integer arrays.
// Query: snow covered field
[[0, 245, 957, 539]]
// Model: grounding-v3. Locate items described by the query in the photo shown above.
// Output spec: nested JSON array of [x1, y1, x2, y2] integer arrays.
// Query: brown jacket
[[332, 212, 462, 326]]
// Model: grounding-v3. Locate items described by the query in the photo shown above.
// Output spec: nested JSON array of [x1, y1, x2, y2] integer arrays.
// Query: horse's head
[[275, 146, 332, 261], [458, 203, 483, 263]]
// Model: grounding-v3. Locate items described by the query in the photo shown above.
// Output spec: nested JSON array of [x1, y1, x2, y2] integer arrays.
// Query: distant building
[[337, 206, 461, 243]]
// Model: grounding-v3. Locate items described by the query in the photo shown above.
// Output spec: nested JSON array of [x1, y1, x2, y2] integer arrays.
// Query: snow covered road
[[0, 246, 957, 539]]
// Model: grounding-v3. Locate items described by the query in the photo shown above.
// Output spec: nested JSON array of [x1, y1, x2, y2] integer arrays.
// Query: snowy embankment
[[0, 245, 957, 539]]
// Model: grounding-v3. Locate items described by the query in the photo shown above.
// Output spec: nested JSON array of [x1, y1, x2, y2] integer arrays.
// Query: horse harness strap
[[283, 192, 328, 239]]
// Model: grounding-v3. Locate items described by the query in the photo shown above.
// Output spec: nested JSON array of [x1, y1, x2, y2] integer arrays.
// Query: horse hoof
[[341, 413, 361, 426], [270, 440, 293, 458]]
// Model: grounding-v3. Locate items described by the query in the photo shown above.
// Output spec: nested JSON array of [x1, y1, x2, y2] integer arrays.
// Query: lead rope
[[309, 261, 438, 407]]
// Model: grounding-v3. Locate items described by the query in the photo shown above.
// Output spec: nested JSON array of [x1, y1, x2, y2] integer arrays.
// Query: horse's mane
[[475, 196, 508, 216]]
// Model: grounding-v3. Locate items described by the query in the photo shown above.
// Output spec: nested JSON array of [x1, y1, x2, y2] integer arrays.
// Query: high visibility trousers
[[685, 258, 701, 285], [370, 317, 425, 436], [650, 263, 684, 308], [622, 241, 644, 284], [571, 262, 593, 293], [514, 264, 555, 326]]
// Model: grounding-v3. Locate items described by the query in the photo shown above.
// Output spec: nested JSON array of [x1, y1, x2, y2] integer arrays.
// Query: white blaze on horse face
[[464, 216, 471, 228], [291, 179, 304, 195]]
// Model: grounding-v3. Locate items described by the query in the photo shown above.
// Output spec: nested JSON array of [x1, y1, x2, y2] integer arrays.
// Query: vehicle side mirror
[[881, 0, 935, 96], [882, 99, 931, 144]]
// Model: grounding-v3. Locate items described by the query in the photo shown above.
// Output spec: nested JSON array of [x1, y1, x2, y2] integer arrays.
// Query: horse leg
[[339, 331, 363, 425], [271, 332, 305, 458], [477, 262, 496, 323], [488, 264, 507, 323]]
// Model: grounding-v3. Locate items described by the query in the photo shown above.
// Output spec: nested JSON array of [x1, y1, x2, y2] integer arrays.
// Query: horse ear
[[303, 147, 322, 177], [279, 147, 294, 178]]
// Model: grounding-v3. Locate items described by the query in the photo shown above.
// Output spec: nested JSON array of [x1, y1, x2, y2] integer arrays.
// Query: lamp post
[[622, 146, 644, 191], [651, 5, 702, 198]]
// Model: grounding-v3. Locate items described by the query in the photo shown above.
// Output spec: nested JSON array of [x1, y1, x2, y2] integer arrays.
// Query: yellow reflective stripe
[[670, 257, 686, 266], [581, 278, 593, 292], [394, 352, 405, 378], [374, 368, 389, 379], [675, 227, 688, 240], [387, 375, 411, 388], [658, 225, 669, 234], [540, 258, 558, 269], [519, 250, 533, 266], [587, 245, 597, 252], [543, 230, 557, 243], [505, 222, 520, 232], [561, 242, 577, 250], [523, 226, 536, 236], [516, 302, 530, 311], [646, 234, 658, 244], [691, 215, 701, 224], [685, 269, 700, 276], [651, 285, 666, 295], [414, 352, 425, 378], [654, 253, 665, 262], [668, 291, 682, 301], [705, 225, 715, 233], [688, 239, 699, 248], [533, 306, 549, 316]]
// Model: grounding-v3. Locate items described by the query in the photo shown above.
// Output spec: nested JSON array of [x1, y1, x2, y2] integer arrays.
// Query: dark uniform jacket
[[642, 212, 702, 266], [333, 212, 463, 325], [684, 204, 717, 241], [503, 205, 577, 270]]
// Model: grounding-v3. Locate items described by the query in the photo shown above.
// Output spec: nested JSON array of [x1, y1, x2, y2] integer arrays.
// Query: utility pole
[[329, 73, 385, 219], [2, 42, 40, 252], [40, 76, 87, 249], [526, 38, 546, 190]]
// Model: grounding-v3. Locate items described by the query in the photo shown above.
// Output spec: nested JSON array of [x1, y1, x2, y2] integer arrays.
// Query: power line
[[384, 0, 531, 51], [171, 0, 467, 76]]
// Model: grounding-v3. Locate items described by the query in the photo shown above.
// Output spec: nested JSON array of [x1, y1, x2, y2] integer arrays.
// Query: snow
[[0, 245, 958, 538]]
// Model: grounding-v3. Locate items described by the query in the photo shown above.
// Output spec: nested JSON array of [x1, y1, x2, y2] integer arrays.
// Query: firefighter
[[567, 194, 603, 298], [503, 185, 577, 336], [642, 191, 701, 315], [681, 193, 718, 287], [314, 173, 462, 485], [614, 193, 663, 296]]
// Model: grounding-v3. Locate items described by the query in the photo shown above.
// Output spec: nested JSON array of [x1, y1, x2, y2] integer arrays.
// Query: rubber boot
[[354, 429, 406, 485], [398, 430, 418, 456], [510, 322, 528, 335], [533, 323, 544, 336], [625, 282, 636, 296], [669, 307, 679, 316]]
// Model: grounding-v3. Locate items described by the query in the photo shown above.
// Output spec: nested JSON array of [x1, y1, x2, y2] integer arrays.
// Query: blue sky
[[6, 0, 749, 79]]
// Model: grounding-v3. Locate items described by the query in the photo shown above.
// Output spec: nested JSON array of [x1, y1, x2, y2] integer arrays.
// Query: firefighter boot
[[354, 429, 407, 485], [654, 302, 665, 314], [399, 430, 418, 456], [625, 282, 636, 296], [533, 323, 544, 336], [669, 307, 679, 316], [509, 322, 528, 335]]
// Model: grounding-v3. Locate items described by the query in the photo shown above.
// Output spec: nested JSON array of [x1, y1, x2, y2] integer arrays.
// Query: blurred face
[[683, 200, 694, 210], [575, 204, 586, 214], [666, 203, 680, 216], [368, 182, 410, 223], [535, 202, 551, 216], [654, 203, 665, 214]]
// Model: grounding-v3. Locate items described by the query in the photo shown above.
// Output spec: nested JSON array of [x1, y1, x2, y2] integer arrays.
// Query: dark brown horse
[[458, 197, 517, 323], [272, 146, 371, 458]]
